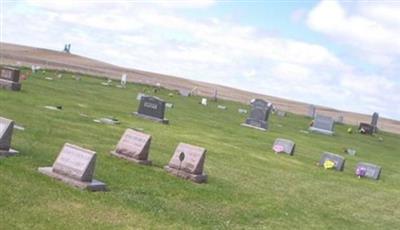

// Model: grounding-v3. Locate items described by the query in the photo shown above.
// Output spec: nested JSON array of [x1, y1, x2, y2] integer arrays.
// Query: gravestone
[[241, 99, 272, 131], [166, 103, 174, 108], [309, 114, 335, 135], [110, 129, 152, 165], [121, 73, 127, 87], [38, 143, 107, 191], [358, 122, 374, 135], [0, 117, 19, 157], [319, 152, 345, 171], [272, 138, 295, 155], [371, 112, 379, 133], [217, 105, 226, 110], [355, 162, 381, 180], [201, 98, 207, 106], [164, 143, 207, 183], [0, 66, 22, 91], [213, 89, 218, 102], [308, 105, 316, 118], [133, 96, 169, 124]]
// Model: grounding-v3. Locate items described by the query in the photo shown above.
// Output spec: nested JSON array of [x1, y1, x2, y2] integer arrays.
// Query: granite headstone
[[355, 162, 381, 180], [241, 99, 272, 131], [309, 114, 335, 135], [0, 117, 19, 157], [272, 138, 295, 155], [0, 66, 21, 91], [319, 152, 345, 171], [133, 96, 169, 124]]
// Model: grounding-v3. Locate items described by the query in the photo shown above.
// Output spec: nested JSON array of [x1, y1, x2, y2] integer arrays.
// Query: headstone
[[164, 143, 207, 183], [308, 105, 316, 118], [201, 98, 207, 106], [276, 110, 286, 117], [238, 108, 248, 114], [241, 99, 272, 131], [0, 66, 22, 91], [358, 122, 374, 135], [133, 96, 169, 124], [93, 117, 120, 125], [38, 143, 107, 191], [136, 93, 146, 101], [355, 162, 381, 180], [309, 114, 335, 135], [111, 129, 152, 165], [179, 89, 191, 97], [121, 73, 127, 87], [371, 112, 379, 133], [319, 152, 345, 171], [0, 117, 18, 157], [217, 105, 226, 110], [272, 138, 295, 155]]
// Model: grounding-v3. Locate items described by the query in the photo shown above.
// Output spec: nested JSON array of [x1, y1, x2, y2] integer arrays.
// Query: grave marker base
[[240, 123, 267, 131], [164, 165, 207, 183], [0, 148, 18, 157], [132, 112, 169, 124], [110, 151, 152, 165], [0, 79, 21, 91], [38, 167, 107, 191], [309, 127, 334, 135]]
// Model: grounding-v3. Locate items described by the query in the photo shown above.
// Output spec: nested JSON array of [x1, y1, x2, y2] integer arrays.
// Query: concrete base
[[0, 79, 21, 91], [110, 151, 152, 165], [241, 123, 267, 131], [164, 165, 207, 183], [0, 148, 19, 157], [38, 167, 107, 191], [132, 112, 169, 124], [309, 127, 334, 135]]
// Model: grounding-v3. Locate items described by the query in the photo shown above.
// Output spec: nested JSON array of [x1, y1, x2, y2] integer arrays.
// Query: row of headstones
[[0, 66, 22, 91], [0, 116, 207, 191], [272, 138, 382, 180]]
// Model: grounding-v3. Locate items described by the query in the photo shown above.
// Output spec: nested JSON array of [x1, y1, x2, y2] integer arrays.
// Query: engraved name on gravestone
[[272, 138, 295, 155], [111, 129, 152, 165], [309, 115, 335, 135], [242, 99, 272, 131], [0, 117, 18, 157], [134, 96, 168, 124], [38, 143, 107, 191], [164, 143, 207, 183], [319, 152, 345, 171], [356, 162, 382, 180]]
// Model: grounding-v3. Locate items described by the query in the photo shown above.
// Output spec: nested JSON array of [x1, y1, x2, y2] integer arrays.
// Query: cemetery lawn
[[1, 69, 400, 230]]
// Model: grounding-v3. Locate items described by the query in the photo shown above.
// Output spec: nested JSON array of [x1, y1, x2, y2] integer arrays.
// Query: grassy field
[[0, 68, 399, 229]]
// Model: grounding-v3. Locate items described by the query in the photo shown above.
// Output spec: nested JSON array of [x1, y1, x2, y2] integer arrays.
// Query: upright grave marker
[[38, 143, 107, 191], [121, 73, 127, 87], [0, 66, 22, 91], [355, 162, 381, 180], [272, 138, 295, 155], [309, 114, 335, 135], [110, 129, 152, 165], [371, 112, 379, 133], [201, 98, 208, 106], [241, 99, 272, 131], [0, 117, 19, 157], [319, 152, 345, 171], [164, 143, 207, 183], [133, 96, 169, 124]]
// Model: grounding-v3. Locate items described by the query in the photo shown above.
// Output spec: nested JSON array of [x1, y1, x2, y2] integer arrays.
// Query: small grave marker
[[241, 99, 272, 131], [319, 152, 345, 171], [355, 162, 381, 180], [133, 96, 169, 124], [309, 115, 335, 135], [272, 138, 295, 155]]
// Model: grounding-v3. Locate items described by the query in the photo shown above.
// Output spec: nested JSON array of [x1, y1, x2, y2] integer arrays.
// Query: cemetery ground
[[1, 69, 400, 229]]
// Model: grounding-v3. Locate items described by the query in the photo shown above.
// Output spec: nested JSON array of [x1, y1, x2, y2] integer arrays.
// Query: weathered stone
[[110, 129, 152, 165], [38, 143, 107, 191], [164, 143, 207, 183], [241, 99, 272, 131]]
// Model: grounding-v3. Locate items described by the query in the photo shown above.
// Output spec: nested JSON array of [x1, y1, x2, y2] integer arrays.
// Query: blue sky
[[1, 0, 400, 120]]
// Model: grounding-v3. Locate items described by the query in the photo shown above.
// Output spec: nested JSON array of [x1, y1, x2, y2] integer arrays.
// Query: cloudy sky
[[1, 0, 400, 120]]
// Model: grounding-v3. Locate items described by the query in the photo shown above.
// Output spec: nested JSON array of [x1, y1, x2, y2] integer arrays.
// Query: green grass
[[0, 69, 399, 229]]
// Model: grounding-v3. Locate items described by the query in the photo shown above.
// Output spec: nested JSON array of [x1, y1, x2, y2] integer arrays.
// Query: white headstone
[[201, 98, 207, 106], [121, 74, 127, 86]]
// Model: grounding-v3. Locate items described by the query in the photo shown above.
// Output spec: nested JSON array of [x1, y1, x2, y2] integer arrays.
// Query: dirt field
[[1, 42, 399, 134]]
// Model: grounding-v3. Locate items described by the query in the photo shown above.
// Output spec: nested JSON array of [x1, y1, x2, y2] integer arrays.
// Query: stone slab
[[164, 165, 207, 183], [272, 138, 295, 155], [355, 162, 382, 180], [241, 122, 267, 131], [38, 167, 107, 191], [309, 127, 334, 135], [319, 152, 345, 171]]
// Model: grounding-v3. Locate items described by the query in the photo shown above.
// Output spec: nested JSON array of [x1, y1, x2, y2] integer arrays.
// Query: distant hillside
[[1, 42, 399, 134]]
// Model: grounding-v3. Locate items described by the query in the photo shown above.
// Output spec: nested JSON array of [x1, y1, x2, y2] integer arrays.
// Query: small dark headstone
[[371, 112, 379, 133], [0, 117, 19, 157], [358, 123, 374, 135], [241, 99, 272, 131], [0, 66, 22, 91], [355, 162, 381, 180], [133, 96, 169, 124]]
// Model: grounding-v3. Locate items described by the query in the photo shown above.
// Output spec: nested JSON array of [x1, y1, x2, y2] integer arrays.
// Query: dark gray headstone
[[0, 117, 18, 157], [0, 67, 21, 91], [272, 138, 295, 155], [319, 152, 345, 171], [309, 114, 335, 135], [371, 112, 379, 133], [358, 123, 374, 135], [242, 99, 272, 130], [38, 143, 106, 191], [355, 162, 381, 180], [134, 96, 168, 124]]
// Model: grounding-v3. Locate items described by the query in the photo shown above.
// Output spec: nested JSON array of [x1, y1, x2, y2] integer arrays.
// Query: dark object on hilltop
[[63, 44, 71, 53]]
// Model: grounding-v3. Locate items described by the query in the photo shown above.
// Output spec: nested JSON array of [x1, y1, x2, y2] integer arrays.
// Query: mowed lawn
[[0, 68, 399, 229]]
